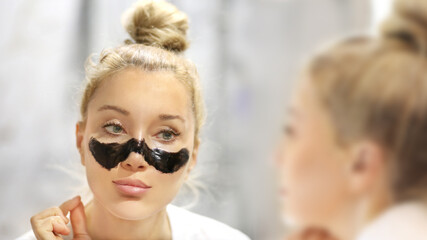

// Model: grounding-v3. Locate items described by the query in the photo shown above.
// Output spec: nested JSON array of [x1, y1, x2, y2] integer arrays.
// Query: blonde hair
[[307, 0, 427, 202], [80, 0, 205, 145]]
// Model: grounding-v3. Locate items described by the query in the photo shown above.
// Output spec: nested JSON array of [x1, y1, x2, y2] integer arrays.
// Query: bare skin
[[30, 196, 89, 240], [277, 78, 392, 240], [31, 68, 199, 240]]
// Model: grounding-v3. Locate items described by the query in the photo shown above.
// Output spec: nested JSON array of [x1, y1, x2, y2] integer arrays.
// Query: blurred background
[[0, 0, 392, 239]]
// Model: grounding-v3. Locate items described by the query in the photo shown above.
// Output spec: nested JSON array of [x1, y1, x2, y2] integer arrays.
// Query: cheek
[[106, 167, 188, 220], [83, 150, 113, 197], [82, 145, 191, 220], [150, 166, 188, 201], [153, 155, 191, 185], [282, 137, 349, 225]]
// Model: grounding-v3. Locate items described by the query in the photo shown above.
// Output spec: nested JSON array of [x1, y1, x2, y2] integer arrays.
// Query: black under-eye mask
[[88, 137, 190, 174]]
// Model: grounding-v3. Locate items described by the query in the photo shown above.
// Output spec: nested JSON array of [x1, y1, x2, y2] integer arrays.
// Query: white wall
[[370, 0, 393, 32], [0, 0, 371, 239]]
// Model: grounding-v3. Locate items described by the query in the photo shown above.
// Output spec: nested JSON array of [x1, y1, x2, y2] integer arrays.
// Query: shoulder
[[357, 202, 427, 240], [167, 205, 251, 240]]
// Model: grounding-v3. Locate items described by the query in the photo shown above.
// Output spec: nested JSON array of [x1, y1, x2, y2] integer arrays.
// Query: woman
[[276, 0, 427, 239], [17, 1, 249, 239]]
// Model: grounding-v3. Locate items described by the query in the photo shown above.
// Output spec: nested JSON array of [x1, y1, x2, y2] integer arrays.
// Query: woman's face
[[276, 78, 354, 228], [76, 68, 197, 220]]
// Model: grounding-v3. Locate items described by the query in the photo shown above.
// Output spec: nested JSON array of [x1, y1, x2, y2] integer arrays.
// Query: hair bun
[[381, 0, 427, 54], [122, 0, 189, 53]]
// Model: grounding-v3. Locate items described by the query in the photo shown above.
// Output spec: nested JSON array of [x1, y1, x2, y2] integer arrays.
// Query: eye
[[155, 129, 180, 142], [283, 124, 295, 137], [103, 122, 125, 135]]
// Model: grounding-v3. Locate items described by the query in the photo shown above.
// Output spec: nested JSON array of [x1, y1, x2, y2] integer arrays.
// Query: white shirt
[[16, 205, 250, 240], [357, 202, 427, 240]]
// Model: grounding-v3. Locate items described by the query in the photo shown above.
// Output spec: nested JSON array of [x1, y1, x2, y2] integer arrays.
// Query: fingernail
[[61, 215, 68, 223]]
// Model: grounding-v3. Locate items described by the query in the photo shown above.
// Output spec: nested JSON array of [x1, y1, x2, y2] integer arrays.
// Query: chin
[[281, 212, 299, 228], [281, 202, 300, 227], [281, 202, 317, 228], [281, 209, 307, 228]]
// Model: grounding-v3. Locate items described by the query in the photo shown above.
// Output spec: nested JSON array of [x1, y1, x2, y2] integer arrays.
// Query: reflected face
[[276, 78, 352, 228], [77, 68, 197, 220]]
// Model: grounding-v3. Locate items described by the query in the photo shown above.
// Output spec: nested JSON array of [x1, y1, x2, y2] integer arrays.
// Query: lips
[[113, 178, 152, 196]]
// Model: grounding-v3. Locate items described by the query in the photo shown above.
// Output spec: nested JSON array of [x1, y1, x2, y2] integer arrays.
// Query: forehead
[[292, 78, 336, 132], [291, 78, 317, 116], [88, 68, 192, 119]]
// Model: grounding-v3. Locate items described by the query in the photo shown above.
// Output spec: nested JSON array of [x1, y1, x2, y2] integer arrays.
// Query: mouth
[[112, 178, 152, 197]]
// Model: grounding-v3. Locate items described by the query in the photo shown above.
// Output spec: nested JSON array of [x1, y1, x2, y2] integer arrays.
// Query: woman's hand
[[286, 228, 339, 240], [30, 196, 91, 240]]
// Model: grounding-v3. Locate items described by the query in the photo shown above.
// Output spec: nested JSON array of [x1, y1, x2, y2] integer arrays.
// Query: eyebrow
[[159, 114, 185, 122], [98, 105, 130, 115], [97, 105, 184, 122]]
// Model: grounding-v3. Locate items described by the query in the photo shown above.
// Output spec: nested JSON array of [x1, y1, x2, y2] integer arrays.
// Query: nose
[[120, 152, 148, 172]]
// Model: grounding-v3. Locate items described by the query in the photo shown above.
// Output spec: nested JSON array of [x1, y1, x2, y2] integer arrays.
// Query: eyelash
[[156, 128, 181, 143], [102, 121, 181, 142], [102, 121, 126, 136]]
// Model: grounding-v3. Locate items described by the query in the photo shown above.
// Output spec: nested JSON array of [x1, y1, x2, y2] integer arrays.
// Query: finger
[[59, 196, 81, 217], [305, 229, 328, 240], [70, 200, 90, 239], [35, 216, 66, 240], [32, 207, 68, 224], [31, 211, 67, 240], [313, 229, 337, 240], [285, 230, 305, 240], [52, 216, 71, 236], [323, 231, 339, 240]]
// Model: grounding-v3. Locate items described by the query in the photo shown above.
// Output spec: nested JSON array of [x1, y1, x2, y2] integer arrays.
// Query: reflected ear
[[348, 141, 385, 195], [75, 121, 86, 166], [185, 139, 199, 180]]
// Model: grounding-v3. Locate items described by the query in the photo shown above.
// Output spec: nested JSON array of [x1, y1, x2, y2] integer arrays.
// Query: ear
[[348, 141, 386, 195], [75, 121, 86, 166], [185, 138, 199, 180]]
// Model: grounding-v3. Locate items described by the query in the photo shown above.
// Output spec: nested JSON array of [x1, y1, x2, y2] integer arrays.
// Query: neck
[[328, 189, 393, 240], [326, 203, 361, 240], [85, 199, 171, 240]]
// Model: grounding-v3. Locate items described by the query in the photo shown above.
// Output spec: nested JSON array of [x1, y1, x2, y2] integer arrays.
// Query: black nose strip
[[88, 137, 190, 174]]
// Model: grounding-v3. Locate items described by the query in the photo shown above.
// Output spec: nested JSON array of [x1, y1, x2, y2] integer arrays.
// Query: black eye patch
[[88, 137, 190, 174]]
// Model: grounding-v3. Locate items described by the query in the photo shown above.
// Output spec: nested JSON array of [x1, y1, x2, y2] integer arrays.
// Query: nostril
[[138, 165, 144, 169]]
